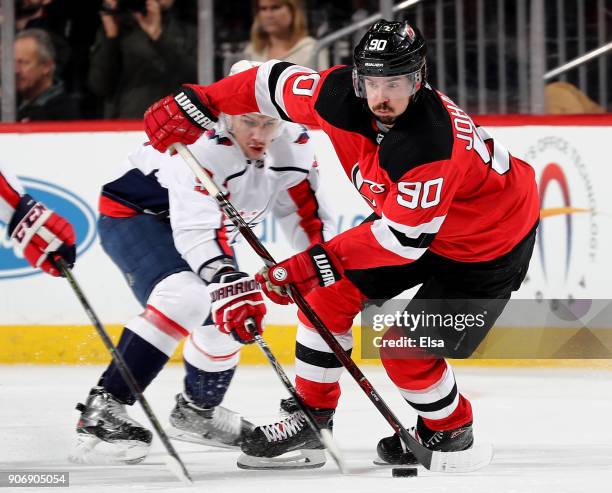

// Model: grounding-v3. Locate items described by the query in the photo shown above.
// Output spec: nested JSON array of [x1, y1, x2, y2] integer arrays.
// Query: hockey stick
[[174, 144, 348, 474], [168, 143, 345, 472], [171, 143, 493, 473], [244, 319, 347, 473], [54, 258, 193, 483]]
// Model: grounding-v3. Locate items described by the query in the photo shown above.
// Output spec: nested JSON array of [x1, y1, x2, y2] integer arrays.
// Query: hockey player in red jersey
[[1, 165, 76, 276], [143, 20, 539, 469]]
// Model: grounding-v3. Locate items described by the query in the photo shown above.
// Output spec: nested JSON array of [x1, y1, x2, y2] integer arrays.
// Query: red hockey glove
[[8, 194, 76, 277], [144, 85, 217, 152], [255, 244, 344, 305], [208, 271, 266, 344]]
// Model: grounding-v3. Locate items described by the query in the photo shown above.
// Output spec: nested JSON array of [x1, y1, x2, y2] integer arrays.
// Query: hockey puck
[[391, 467, 418, 477]]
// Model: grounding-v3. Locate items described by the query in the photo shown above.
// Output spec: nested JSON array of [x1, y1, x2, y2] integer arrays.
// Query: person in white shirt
[[70, 61, 336, 466]]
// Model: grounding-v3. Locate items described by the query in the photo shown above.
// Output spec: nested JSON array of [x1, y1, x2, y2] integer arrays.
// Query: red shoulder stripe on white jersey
[[215, 223, 232, 257], [287, 179, 324, 245]]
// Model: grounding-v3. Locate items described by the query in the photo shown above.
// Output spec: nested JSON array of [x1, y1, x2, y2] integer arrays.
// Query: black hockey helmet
[[353, 20, 427, 99]]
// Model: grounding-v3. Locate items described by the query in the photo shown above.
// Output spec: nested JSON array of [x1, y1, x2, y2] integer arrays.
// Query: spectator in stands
[[15, 29, 80, 122], [545, 81, 605, 114], [88, 0, 197, 119], [16, 0, 71, 88], [15, 1, 102, 119], [244, 0, 328, 69]]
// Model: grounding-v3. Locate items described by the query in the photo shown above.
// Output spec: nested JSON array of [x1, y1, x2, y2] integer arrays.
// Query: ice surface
[[1, 364, 611, 493]]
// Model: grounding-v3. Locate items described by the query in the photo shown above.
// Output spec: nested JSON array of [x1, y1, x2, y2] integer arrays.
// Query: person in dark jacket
[[15, 28, 80, 121], [88, 0, 197, 119]]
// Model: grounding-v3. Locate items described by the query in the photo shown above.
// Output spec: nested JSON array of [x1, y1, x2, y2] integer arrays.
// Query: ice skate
[[69, 387, 152, 465], [376, 417, 473, 465], [166, 393, 253, 448], [237, 397, 333, 470]]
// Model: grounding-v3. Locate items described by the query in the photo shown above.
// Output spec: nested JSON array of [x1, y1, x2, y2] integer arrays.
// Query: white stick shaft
[[170, 143, 221, 196], [174, 144, 347, 474]]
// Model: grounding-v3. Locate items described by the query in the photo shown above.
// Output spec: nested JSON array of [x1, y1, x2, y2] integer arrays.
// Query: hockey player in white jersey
[[70, 61, 335, 465], [0, 164, 76, 276]]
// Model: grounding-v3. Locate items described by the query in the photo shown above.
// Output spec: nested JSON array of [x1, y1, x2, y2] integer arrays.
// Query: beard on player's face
[[371, 101, 397, 124], [369, 100, 409, 126]]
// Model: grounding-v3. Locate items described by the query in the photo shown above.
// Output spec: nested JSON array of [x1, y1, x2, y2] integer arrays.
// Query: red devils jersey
[[191, 62, 539, 272]]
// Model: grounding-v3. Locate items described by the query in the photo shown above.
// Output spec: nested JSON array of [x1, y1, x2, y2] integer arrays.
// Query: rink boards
[[1, 115, 612, 364]]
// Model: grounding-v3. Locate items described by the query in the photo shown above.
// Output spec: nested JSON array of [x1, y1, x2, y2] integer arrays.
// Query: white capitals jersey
[[0, 163, 26, 225], [99, 123, 336, 275]]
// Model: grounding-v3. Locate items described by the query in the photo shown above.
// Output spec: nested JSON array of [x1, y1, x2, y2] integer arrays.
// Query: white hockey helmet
[[222, 60, 284, 140], [229, 59, 262, 76]]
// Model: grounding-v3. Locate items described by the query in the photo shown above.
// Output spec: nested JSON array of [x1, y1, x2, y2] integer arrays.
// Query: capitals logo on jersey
[[194, 168, 217, 196], [351, 164, 385, 207], [205, 128, 233, 146], [294, 127, 310, 144]]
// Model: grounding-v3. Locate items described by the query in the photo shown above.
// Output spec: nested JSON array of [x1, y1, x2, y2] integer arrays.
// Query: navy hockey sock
[[98, 328, 169, 404], [183, 360, 236, 408]]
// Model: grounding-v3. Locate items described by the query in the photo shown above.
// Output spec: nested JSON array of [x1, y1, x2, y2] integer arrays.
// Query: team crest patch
[[206, 128, 233, 146], [194, 168, 215, 195], [272, 267, 288, 282], [294, 131, 310, 144]]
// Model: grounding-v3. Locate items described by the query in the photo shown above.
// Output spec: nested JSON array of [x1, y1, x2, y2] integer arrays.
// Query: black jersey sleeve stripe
[[389, 226, 437, 248], [268, 62, 295, 122]]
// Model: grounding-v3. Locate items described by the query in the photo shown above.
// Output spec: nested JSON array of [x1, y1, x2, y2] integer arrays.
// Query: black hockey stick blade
[[54, 257, 193, 483]]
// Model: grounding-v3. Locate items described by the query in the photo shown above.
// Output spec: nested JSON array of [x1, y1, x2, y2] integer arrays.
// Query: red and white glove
[[8, 194, 76, 277], [207, 271, 266, 344], [255, 244, 344, 305], [144, 85, 217, 152]]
